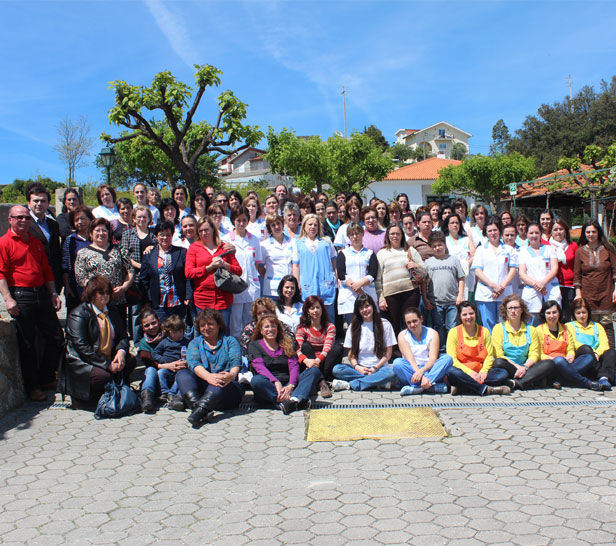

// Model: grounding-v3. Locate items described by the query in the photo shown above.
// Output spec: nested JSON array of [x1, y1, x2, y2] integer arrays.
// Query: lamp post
[[99, 146, 115, 185]]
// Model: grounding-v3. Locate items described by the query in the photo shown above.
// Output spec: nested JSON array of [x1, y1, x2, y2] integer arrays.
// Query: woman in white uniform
[[336, 222, 378, 321], [222, 206, 265, 338], [260, 214, 293, 299], [444, 213, 475, 299], [518, 222, 561, 325], [472, 216, 518, 331]]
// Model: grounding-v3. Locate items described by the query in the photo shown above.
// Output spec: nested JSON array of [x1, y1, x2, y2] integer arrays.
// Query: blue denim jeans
[[476, 301, 500, 331], [393, 354, 452, 387], [250, 367, 323, 407], [141, 367, 179, 395], [175, 368, 244, 409], [332, 364, 395, 391], [446, 365, 509, 395], [430, 304, 458, 351], [553, 354, 597, 388]]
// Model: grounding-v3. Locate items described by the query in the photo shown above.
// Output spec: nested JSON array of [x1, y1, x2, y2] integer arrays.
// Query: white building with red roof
[[367, 156, 462, 207], [395, 121, 472, 159]]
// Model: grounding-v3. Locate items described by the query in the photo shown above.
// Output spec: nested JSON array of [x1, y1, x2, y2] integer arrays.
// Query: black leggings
[[492, 357, 555, 390], [300, 342, 344, 382], [575, 344, 616, 383], [384, 289, 421, 336]]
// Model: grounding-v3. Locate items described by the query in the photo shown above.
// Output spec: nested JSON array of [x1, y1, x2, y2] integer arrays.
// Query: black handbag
[[214, 267, 249, 294], [213, 250, 248, 294], [94, 374, 141, 419]]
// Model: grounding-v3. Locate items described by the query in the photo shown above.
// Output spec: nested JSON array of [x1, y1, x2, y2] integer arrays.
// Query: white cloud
[[246, 2, 420, 131], [143, 0, 199, 68]]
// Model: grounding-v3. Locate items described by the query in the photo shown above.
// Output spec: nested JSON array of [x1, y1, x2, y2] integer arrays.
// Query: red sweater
[[185, 242, 242, 310], [556, 241, 578, 287]]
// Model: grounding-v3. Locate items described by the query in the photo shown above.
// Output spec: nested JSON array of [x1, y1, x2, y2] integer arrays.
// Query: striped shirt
[[295, 323, 337, 363]]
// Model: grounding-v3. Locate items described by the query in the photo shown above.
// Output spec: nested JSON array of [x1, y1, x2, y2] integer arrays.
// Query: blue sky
[[1, 0, 615, 186]]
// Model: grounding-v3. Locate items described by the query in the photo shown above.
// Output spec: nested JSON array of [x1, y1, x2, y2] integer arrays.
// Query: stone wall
[[0, 320, 24, 417]]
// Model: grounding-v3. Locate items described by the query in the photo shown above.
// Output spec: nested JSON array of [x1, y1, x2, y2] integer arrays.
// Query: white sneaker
[[237, 371, 253, 385], [331, 379, 350, 391]]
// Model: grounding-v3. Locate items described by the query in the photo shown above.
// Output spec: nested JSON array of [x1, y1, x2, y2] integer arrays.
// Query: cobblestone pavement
[[1, 387, 616, 545]]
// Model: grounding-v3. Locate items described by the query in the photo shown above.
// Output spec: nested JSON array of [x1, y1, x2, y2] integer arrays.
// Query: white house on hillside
[[217, 148, 290, 188], [394, 122, 472, 159]]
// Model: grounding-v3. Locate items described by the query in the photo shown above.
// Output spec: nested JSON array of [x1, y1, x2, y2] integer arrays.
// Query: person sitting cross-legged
[[331, 294, 396, 392], [248, 314, 322, 414], [392, 307, 452, 395], [445, 300, 511, 396]]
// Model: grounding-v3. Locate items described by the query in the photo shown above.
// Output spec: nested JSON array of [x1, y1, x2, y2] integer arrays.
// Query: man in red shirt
[[0, 205, 64, 401]]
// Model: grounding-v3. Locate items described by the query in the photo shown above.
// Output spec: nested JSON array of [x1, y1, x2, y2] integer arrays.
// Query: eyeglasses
[[507, 306, 521, 311], [10, 215, 31, 220]]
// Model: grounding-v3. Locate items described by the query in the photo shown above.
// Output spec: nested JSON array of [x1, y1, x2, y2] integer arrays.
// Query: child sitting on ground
[[141, 315, 190, 413]]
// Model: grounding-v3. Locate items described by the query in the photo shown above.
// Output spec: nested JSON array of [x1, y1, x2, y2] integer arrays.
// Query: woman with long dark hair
[[550, 218, 578, 321], [538, 209, 554, 244], [276, 275, 303, 333], [295, 295, 343, 398], [574, 220, 616, 348], [331, 294, 396, 391]]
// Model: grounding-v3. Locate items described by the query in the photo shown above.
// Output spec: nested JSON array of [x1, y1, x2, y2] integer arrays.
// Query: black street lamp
[[99, 146, 116, 185]]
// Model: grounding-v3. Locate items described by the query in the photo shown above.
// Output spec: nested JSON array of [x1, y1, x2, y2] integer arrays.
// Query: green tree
[[388, 143, 415, 162], [102, 64, 263, 197], [432, 153, 536, 212], [266, 128, 393, 194], [96, 125, 219, 190], [1, 175, 64, 204], [451, 142, 468, 160], [362, 124, 389, 152], [489, 119, 511, 156], [508, 76, 616, 174]]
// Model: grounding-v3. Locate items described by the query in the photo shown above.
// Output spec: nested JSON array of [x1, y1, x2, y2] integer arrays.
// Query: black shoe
[[279, 399, 299, 415], [552, 381, 562, 390], [183, 389, 201, 410], [588, 381, 604, 392], [187, 390, 218, 427], [141, 390, 156, 413], [187, 406, 214, 427], [167, 393, 186, 412]]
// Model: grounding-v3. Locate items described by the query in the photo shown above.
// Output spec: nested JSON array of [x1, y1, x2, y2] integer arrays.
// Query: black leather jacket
[[60, 302, 129, 401]]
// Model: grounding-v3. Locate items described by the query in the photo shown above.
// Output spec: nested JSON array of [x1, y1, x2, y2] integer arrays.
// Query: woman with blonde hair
[[292, 213, 338, 321]]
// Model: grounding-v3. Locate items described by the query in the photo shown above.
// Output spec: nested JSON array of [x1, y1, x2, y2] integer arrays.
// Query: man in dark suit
[[26, 183, 63, 292], [138, 221, 192, 321]]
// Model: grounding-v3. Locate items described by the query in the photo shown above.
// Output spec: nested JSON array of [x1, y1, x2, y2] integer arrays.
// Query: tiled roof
[[513, 164, 599, 198], [384, 157, 462, 181]]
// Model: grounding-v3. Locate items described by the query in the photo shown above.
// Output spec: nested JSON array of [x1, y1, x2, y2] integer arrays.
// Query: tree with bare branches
[[54, 114, 93, 183]]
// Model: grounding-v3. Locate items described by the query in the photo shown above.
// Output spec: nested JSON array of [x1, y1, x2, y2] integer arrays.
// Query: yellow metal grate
[[306, 407, 447, 442]]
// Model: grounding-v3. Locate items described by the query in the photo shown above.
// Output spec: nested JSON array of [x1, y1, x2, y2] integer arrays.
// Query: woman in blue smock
[[291, 214, 338, 321], [562, 297, 616, 390], [491, 294, 554, 390]]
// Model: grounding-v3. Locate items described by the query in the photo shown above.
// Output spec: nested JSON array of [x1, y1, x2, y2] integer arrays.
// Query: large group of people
[[1, 181, 615, 427]]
